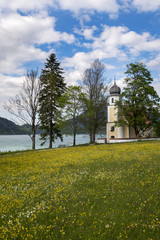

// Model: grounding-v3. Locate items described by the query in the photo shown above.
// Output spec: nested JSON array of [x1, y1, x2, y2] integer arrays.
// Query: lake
[[0, 134, 104, 152]]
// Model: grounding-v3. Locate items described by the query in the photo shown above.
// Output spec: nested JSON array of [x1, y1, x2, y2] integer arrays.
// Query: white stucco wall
[[109, 138, 160, 143]]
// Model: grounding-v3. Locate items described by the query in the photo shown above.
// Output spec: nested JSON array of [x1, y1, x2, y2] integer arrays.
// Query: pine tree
[[39, 53, 66, 148]]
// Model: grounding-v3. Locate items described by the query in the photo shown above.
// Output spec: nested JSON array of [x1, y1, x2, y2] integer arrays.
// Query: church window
[[110, 126, 115, 132], [111, 98, 114, 103], [111, 135, 115, 139]]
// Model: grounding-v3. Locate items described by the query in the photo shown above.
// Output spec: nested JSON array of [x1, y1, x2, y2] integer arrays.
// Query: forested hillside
[[0, 116, 106, 135], [0, 117, 25, 135]]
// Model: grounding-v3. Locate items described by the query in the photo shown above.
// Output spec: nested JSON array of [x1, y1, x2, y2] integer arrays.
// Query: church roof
[[110, 81, 121, 95]]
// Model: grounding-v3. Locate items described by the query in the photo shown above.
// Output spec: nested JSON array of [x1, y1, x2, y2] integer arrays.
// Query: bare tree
[[4, 69, 41, 150], [82, 59, 108, 143]]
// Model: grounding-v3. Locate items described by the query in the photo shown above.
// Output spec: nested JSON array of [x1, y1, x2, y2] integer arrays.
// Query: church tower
[[107, 81, 129, 143]]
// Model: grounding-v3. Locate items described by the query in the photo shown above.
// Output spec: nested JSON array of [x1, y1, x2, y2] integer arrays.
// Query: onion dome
[[110, 81, 121, 95]]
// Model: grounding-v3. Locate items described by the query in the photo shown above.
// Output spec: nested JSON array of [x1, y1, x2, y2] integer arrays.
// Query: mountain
[[0, 117, 25, 135], [0, 116, 106, 135]]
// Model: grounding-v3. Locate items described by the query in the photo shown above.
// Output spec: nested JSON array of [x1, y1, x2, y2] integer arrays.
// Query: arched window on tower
[[110, 126, 115, 132], [111, 98, 114, 103]]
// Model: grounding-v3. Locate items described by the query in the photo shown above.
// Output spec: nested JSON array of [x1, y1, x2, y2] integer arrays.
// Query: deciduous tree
[[115, 62, 160, 137], [4, 68, 41, 149], [60, 85, 85, 146], [82, 59, 108, 143]]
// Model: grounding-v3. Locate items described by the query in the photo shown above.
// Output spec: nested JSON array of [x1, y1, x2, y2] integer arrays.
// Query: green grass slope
[[0, 141, 160, 239]]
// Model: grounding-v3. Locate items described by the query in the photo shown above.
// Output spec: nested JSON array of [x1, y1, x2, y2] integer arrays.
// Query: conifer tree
[[39, 53, 66, 148]]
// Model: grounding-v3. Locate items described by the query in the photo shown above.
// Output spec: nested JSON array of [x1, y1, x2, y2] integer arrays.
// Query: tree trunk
[[73, 116, 76, 146], [90, 133, 95, 144], [49, 117, 52, 149], [32, 117, 36, 150], [49, 140, 52, 149], [90, 123, 96, 143], [73, 131, 76, 146], [93, 132, 95, 143], [90, 133, 92, 143], [134, 128, 140, 138], [32, 130, 36, 150]]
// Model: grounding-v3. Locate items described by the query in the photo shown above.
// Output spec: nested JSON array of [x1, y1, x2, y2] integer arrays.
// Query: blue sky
[[0, 0, 160, 119]]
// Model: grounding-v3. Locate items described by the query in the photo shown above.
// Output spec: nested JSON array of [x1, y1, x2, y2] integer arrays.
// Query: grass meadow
[[0, 141, 160, 239]]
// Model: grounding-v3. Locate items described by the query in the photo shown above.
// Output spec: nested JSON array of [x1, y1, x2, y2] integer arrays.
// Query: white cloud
[[147, 55, 160, 68], [88, 25, 160, 59], [63, 50, 115, 71], [57, 0, 120, 17], [0, 0, 55, 11], [152, 80, 160, 96], [75, 25, 97, 40], [64, 70, 83, 86], [62, 50, 116, 85], [0, 11, 75, 74], [0, 11, 75, 45], [0, 0, 120, 17], [132, 0, 160, 12], [63, 52, 91, 70], [0, 74, 24, 97], [0, 74, 25, 118], [119, 0, 160, 12], [62, 24, 160, 85], [1, 0, 160, 18], [78, 14, 92, 27], [56, 0, 160, 16]]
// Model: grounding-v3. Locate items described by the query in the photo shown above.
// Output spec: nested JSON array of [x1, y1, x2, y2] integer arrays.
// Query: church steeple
[[107, 81, 124, 142], [109, 81, 121, 95], [106, 80, 130, 142]]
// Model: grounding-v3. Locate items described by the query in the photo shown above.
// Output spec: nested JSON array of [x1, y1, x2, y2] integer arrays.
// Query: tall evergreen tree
[[115, 62, 160, 137], [39, 53, 66, 148]]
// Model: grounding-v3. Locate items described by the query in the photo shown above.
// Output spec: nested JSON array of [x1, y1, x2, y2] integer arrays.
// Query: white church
[[106, 81, 155, 143]]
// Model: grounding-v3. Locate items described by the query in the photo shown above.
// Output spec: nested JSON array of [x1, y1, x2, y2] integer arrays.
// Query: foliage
[[59, 85, 85, 145], [115, 62, 160, 137], [0, 141, 160, 239], [38, 53, 66, 148], [154, 117, 160, 137], [82, 59, 108, 143], [4, 69, 41, 149]]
